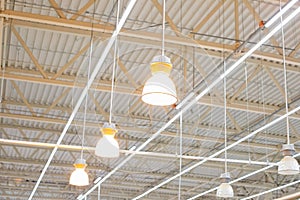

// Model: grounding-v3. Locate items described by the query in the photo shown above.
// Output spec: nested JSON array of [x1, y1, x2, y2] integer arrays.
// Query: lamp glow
[[278, 144, 299, 175], [216, 172, 234, 198], [95, 123, 119, 158], [142, 55, 177, 106], [69, 159, 89, 186]]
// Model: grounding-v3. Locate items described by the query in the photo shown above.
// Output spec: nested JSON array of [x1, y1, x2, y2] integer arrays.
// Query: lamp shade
[[69, 159, 89, 186], [95, 134, 120, 158], [278, 156, 299, 175], [216, 183, 234, 198], [142, 72, 177, 106]]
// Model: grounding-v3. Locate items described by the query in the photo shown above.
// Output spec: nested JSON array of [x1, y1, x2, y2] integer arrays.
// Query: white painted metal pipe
[[27, 1, 137, 199], [241, 179, 300, 200]]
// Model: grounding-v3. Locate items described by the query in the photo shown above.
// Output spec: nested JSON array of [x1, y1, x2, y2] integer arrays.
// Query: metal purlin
[[78, 1, 300, 199], [27, 0, 137, 199]]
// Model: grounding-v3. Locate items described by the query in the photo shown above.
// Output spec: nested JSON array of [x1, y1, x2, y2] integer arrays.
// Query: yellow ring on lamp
[[101, 127, 118, 136], [150, 62, 172, 74], [74, 163, 87, 169]]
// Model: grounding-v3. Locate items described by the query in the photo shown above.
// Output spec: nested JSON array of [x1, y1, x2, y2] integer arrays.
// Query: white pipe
[[27, 1, 137, 199], [241, 179, 300, 200], [275, 191, 300, 200], [78, 3, 300, 199], [130, 5, 300, 200], [188, 153, 300, 199], [264, 0, 298, 28]]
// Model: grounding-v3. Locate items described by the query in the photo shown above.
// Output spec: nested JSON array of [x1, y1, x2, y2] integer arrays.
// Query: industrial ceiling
[[0, 0, 300, 199]]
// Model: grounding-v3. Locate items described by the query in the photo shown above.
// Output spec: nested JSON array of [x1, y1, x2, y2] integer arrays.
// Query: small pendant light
[[95, 122, 119, 158], [69, 158, 89, 186]]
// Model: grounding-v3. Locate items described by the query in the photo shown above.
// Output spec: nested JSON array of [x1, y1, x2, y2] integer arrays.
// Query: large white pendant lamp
[[95, 122, 119, 158], [142, 55, 177, 106], [69, 158, 89, 186], [142, 0, 177, 106], [277, 3, 299, 176]]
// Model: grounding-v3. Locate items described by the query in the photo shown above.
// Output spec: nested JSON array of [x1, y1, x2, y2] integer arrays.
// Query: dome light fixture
[[142, 0, 177, 106], [95, 122, 119, 158], [69, 158, 89, 186], [278, 144, 299, 175], [142, 55, 177, 106], [216, 172, 234, 198]]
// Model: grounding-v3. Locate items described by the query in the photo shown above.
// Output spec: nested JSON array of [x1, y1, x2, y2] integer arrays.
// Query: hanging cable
[[178, 113, 183, 200], [109, 0, 120, 124], [224, 61, 228, 174], [245, 65, 251, 163], [162, 0, 165, 56], [81, 13, 94, 159], [279, 0, 289, 144]]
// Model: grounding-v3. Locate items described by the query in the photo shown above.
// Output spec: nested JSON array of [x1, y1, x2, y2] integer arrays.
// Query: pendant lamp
[[95, 2, 120, 158], [69, 158, 89, 186], [278, 144, 299, 175], [95, 122, 119, 158], [277, 2, 299, 176], [216, 172, 234, 198], [142, 55, 177, 106], [141, 0, 177, 106]]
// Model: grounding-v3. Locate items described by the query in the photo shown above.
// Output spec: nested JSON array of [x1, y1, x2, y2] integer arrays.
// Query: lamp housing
[[95, 123, 119, 158], [142, 55, 177, 106], [69, 159, 89, 186], [216, 172, 234, 198], [278, 144, 299, 175]]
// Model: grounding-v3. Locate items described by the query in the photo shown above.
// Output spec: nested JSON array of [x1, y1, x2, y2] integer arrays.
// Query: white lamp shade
[[278, 156, 299, 175], [69, 168, 89, 186], [216, 183, 234, 198], [142, 72, 177, 106], [95, 135, 120, 158]]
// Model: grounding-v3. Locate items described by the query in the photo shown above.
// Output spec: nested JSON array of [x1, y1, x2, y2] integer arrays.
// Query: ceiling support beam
[[4, 70, 300, 120], [242, 0, 283, 55], [151, 0, 180, 36], [11, 26, 48, 79], [10, 80, 36, 116], [1, 10, 300, 67], [2, 112, 283, 151], [189, 1, 224, 36], [70, 0, 95, 20], [48, 0, 66, 19], [0, 138, 277, 166], [242, 179, 300, 200], [51, 39, 97, 80]]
